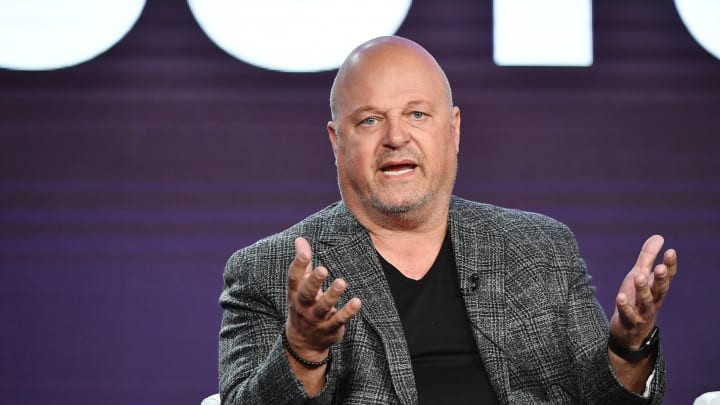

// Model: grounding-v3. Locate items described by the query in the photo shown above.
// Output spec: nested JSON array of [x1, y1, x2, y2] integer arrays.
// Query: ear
[[451, 106, 461, 153], [327, 120, 339, 165]]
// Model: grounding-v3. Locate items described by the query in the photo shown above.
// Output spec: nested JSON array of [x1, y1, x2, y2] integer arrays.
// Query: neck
[[349, 196, 451, 280], [369, 221, 448, 280]]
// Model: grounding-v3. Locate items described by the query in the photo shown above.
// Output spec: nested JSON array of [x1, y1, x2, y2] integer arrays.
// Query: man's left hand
[[610, 234, 678, 350]]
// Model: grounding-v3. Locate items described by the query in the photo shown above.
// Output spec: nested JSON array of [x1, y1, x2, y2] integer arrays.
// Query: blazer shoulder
[[451, 195, 567, 229], [450, 195, 577, 250]]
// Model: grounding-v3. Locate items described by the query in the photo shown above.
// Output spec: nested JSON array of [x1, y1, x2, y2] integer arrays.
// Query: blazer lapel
[[313, 203, 417, 405], [449, 199, 511, 402]]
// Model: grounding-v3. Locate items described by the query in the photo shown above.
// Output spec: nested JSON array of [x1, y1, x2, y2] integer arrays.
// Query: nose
[[382, 116, 410, 148]]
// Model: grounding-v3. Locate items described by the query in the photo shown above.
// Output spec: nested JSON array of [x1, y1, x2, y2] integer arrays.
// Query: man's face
[[328, 46, 460, 218]]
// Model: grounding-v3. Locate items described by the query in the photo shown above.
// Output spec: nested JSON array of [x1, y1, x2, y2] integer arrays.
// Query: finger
[[650, 247, 677, 293], [633, 235, 665, 275], [287, 237, 313, 292], [313, 278, 347, 319], [615, 292, 641, 328], [652, 249, 677, 295], [650, 263, 668, 298], [297, 266, 328, 306], [634, 273, 653, 315], [663, 248, 678, 278], [326, 297, 362, 331]]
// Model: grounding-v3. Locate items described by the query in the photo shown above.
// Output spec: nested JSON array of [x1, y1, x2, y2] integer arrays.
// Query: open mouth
[[380, 163, 417, 176]]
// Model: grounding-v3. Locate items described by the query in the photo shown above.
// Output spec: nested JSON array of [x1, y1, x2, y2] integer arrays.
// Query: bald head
[[329, 36, 453, 123]]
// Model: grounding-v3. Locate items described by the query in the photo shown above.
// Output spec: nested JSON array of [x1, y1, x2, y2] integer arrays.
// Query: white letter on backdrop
[[493, 0, 593, 66], [187, 0, 412, 72], [675, 0, 720, 60], [0, 0, 146, 71]]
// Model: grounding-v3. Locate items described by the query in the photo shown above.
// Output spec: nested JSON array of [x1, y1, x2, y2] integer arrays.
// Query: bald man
[[218, 36, 676, 404]]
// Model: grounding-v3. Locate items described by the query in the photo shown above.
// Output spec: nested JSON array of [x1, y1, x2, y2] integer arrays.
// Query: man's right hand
[[284, 237, 361, 393]]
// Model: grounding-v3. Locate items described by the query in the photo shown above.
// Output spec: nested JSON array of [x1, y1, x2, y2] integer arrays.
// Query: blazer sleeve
[[559, 227, 666, 405], [218, 247, 338, 405]]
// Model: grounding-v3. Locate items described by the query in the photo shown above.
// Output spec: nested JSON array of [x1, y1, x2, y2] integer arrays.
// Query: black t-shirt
[[379, 234, 500, 405]]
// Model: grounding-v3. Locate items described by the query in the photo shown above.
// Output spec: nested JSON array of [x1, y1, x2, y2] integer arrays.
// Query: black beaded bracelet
[[281, 329, 332, 369]]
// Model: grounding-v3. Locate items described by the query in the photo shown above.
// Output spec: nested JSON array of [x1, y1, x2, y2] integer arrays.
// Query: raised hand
[[285, 237, 361, 365], [610, 235, 677, 349]]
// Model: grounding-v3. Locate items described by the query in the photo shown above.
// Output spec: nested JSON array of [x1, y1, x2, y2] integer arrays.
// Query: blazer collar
[[313, 202, 417, 405]]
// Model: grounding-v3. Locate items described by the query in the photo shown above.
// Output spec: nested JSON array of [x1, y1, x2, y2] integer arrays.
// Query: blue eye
[[411, 111, 425, 119], [362, 117, 378, 126]]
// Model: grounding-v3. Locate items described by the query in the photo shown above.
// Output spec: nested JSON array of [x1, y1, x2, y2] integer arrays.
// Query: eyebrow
[[348, 100, 432, 116], [405, 100, 432, 109], [348, 105, 380, 117]]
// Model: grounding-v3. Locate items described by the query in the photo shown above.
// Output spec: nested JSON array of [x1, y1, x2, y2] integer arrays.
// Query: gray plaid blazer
[[219, 196, 665, 404]]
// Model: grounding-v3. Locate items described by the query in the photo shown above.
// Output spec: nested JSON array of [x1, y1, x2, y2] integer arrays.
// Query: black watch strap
[[608, 326, 660, 362]]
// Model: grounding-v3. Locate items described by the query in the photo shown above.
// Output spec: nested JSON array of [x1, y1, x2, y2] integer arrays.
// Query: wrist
[[608, 326, 660, 362], [282, 329, 332, 368]]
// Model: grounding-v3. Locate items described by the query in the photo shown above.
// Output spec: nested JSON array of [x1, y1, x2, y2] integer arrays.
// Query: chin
[[370, 193, 431, 214]]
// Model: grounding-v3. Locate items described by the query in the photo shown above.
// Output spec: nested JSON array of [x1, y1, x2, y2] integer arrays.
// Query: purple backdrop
[[1, 1, 718, 404]]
